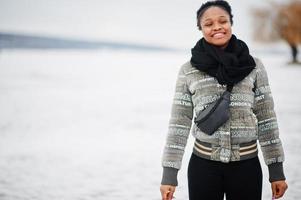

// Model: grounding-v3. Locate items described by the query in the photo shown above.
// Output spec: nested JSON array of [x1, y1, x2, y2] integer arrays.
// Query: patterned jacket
[[161, 58, 285, 186]]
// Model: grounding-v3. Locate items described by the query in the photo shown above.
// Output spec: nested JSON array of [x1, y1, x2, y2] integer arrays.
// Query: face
[[200, 6, 232, 49]]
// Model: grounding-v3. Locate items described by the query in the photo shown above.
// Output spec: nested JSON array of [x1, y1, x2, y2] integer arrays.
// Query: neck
[[217, 42, 229, 50]]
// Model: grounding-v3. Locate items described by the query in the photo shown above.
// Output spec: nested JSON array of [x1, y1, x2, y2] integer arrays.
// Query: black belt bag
[[194, 86, 232, 135]]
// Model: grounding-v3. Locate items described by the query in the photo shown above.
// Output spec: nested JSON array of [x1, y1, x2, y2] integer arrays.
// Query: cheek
[[226, 29, 232, 39], [201, 28, 211, 38], [225, 25, 232, 34]]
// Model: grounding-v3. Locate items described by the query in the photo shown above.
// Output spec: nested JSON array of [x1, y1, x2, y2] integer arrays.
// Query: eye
[[204, 23, 213, 27], [219, 19, 228, 24]]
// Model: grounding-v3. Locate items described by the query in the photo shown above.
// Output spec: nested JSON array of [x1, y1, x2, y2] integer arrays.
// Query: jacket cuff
[[268, 162, 286, 182], [161, 167, 179, 186]]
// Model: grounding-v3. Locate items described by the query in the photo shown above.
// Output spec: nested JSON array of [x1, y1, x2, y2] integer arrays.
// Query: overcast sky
[[0, 0, 290, 48]]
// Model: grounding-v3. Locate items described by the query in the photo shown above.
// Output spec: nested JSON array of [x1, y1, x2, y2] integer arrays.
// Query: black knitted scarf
[[190, 35, 256, 86]]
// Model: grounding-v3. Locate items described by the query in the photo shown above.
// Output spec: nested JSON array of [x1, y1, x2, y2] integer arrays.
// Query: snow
[[0, 47, 300, 199]]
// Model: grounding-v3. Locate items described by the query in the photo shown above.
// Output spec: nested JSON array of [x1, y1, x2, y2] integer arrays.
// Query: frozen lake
[[0, 48, 300, 199]]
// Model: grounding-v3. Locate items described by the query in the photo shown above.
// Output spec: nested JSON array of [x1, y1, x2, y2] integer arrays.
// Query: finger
[[274, 185, 281, 199], [166, 191, 171, 200], [271, 183, 277, 198], [161, 190, 168, 200], [164, 191, 171, 200], [170, 187, 176, 199], [276, 186, 285, 198], [166, 187, 175, 200], [167, 191, 174, 200]]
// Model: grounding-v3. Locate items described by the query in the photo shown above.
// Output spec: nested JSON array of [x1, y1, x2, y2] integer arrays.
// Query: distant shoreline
[[0, 32, 176, 52]]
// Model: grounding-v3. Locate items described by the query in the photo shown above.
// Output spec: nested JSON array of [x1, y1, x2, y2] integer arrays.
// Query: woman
[[160, 1, 288, 200]]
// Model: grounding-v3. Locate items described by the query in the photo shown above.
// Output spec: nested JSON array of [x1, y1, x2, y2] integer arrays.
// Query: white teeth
[[213, 33, 224, 38]]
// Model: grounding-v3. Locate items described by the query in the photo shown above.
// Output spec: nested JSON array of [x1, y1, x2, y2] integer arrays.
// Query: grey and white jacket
[[161, 58, 285, 186]]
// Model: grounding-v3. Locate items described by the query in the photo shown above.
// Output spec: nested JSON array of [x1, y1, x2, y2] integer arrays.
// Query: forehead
[[201, 6, 230, 21]]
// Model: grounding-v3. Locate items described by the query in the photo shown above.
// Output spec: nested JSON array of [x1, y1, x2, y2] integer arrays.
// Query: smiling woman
[[198, 6, 232, 49], [160, 1, 288, 200]]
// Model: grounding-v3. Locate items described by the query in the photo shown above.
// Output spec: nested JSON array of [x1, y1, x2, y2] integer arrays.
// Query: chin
[[211, 38, 230, 47], [213, 41, 228, 48]]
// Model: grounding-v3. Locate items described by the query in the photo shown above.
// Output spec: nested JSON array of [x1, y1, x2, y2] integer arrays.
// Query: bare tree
[[252, 0, 301, 63]]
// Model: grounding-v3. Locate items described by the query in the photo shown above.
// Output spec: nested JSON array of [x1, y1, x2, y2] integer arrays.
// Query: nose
[[213, 23, 222, 30]]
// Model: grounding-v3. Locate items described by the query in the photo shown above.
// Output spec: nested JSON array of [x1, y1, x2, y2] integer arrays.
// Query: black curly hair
[[196, 0, 233, 30]]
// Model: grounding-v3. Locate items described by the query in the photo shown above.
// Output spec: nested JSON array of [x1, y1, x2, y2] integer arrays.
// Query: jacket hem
[[193, 139, 258, 162]]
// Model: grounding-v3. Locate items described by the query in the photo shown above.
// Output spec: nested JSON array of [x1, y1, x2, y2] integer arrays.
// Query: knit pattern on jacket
[[161, 58, 285, 184]]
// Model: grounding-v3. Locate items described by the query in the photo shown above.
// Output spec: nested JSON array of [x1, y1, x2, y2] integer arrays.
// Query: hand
[[271, 180, 288, 199], [160, 185, 176, 200]]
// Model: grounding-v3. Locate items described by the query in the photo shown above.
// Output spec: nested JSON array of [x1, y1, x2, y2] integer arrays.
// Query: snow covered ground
[[0, 48, 300, 200]]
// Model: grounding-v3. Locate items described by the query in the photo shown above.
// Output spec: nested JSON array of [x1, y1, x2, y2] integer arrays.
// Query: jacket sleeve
[[161, 64, 193, 186], [253, 59, 286, 182]]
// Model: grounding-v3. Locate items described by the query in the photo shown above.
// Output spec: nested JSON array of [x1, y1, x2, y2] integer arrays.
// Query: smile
[[212, 33, 225, 38]]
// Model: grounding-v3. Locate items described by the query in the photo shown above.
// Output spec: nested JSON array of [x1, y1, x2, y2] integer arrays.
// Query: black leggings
[[188, 153, 262, 200]]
